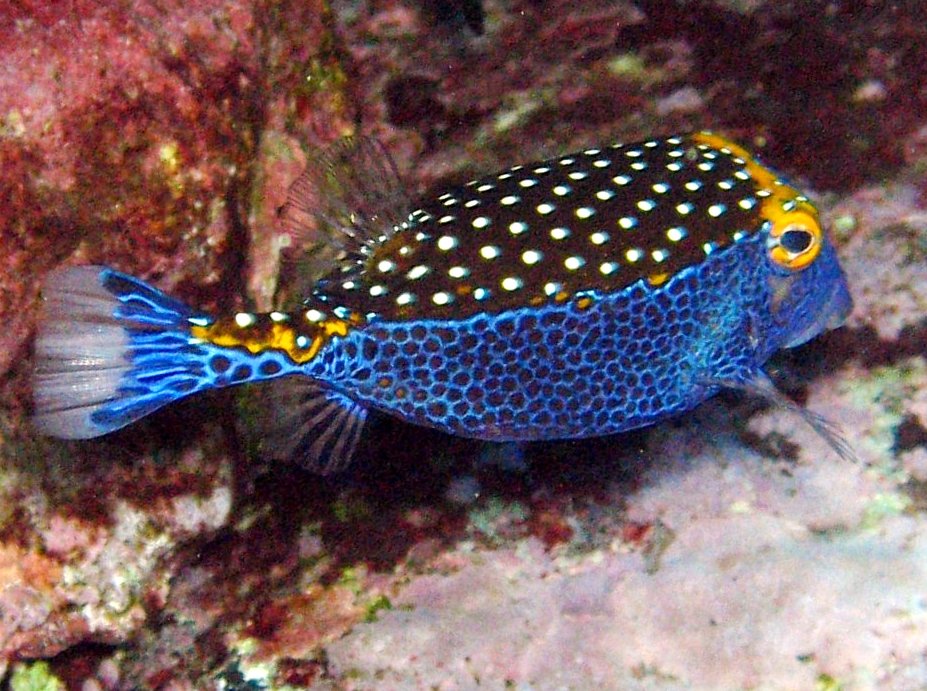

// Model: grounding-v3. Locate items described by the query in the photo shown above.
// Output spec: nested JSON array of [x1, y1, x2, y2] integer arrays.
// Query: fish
[[32, 132, 854, 473]]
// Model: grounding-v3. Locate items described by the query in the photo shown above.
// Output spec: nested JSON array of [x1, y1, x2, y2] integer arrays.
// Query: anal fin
[[263, 377, 368, 475]]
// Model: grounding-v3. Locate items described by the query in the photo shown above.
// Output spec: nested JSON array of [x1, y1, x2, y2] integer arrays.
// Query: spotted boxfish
[[33, 132, 853, 472]]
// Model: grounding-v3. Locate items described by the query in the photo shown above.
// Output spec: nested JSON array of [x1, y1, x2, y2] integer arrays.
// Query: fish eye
[[766, 210, 822, 271], [780, 227, 814, 253]]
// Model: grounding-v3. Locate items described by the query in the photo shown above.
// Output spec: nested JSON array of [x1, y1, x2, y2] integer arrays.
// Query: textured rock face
[[2, 0, 927, 688]]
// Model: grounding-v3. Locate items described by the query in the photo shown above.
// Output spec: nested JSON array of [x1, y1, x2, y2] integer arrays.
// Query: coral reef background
[[1, 0, 927, 688]]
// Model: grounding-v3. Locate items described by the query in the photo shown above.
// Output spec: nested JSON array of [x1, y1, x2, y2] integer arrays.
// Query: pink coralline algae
[[3, 0, 927, 688]]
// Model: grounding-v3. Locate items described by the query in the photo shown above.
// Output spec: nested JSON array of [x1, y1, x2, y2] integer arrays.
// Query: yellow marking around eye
[[767, 211, 822, 270], [190, 316, 354, 364], [693, 132, 824, 271]]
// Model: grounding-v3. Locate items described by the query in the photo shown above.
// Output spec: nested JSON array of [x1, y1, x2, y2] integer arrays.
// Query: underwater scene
[[1, 0, 927, 688]]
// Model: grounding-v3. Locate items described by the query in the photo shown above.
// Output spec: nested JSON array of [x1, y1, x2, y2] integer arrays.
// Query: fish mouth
[[784, 279, 853, 348]]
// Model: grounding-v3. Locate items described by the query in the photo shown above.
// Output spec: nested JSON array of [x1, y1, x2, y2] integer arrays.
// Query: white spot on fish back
[[593, 159, 611, 168], [630, 161, 647, 171], [590, 231, 609, 245], [596, 189, 615, 201], [478, 183, 494, 192], [473, 216, 491, 229], [473, 287, 490, 301], [269, 312, 287, 323], [396, 292, 415, 306], [377, 259, 397, 272], [537, 203, 556, 215], [544, 281, 562, 296], [702, 241, 717, 255], [559, 157, 575, 165], [637, 199, 657, 212], [519, 178, 538, 188], [533, 166, 551, 174], [652, 248, 670, 262], [600, 261, 618, 275], [613, 174, 632, 186], [564, 256, 585, 270], [718, 179, 734, 190], [553, 184, 572, 196], [437, 235, 459, 251], [625, 248, 643, 263], [666, 226, 687, 242], [464, 199, 480, 208], [235, 312, 257, 329], [501, 276, 524, 291], [576, 206, 595, 219], [685, 180, 703, 192], [407, 265, 430, 280], [305, 309, 324, 323], [369, 284, 387, 297], [698, 162, 715, 172], [738, 197, 756, 210], [550, 227, 570, 240], [521, 250, 542, 265], [501, 195, 520, 206], [568, 171, 589, 181], [708, 203, 726, 217], [618, 216, 637, 230], [509, 221, 528, 235], [432, 291, 453, 305], [676, 202, 694, 216], [448, 266, 470, 278], [439, 215, 455, 224], [652, 182, 670, 194], [480, 245, 501, 259]]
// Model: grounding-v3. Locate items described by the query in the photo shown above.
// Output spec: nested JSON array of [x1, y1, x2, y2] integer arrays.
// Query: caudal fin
[[33, 266, 212, 439]]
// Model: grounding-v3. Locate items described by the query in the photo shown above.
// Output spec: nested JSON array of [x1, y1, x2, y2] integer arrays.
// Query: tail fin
[[33, 266, 212, 439]]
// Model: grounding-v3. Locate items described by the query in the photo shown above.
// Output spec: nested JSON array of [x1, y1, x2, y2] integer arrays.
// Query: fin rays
[[282, 136, 412, 257], [263, 377, 368, 475]]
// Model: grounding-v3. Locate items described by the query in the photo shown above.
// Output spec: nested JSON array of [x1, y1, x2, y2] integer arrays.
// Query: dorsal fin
[[281, 136, 413, 261]]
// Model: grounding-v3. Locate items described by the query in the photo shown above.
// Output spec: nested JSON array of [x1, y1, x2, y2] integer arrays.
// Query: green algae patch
[[816, 673, 844, 691], [860, 492, 910, 530], [842, 358, 927, 462], [363, 594, 393, 623], [10, 661, 64, 691]]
